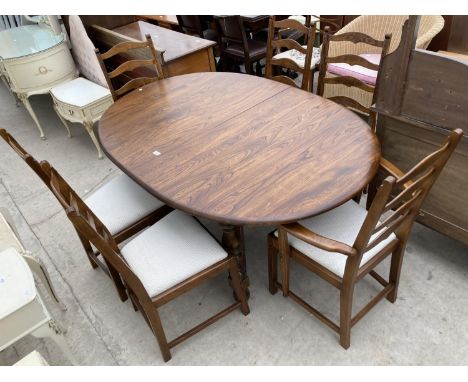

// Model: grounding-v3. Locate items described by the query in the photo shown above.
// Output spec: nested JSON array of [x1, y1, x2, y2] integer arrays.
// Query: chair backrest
[[333, 15, 444, 55], [312, 15, 343, 44], [95, 34, 165, 101], [265, 17, 316, 90], [214, 15, 249, 55], [47, 166, 151, 303], [68, 15, 108, 88], [317, 28, 391, 118], [0, 129, 51, 188], [176, 15, 204, 37], [353, 129, 463, 260]]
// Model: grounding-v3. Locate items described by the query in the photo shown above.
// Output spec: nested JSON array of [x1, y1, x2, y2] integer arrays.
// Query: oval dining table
[[98, 72, 380, 297]]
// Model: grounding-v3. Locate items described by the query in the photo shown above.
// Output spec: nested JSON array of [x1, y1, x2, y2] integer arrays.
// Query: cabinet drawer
[[87, 97, 113, 119], [4, 42, 76, 94], [53, 99, 85, 122]]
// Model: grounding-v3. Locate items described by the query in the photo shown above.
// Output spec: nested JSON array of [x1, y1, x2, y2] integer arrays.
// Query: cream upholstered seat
[[121, 211, 227, 297], [121, 210, 227, 298], [275, 200, 396, 278], [84, 174, 165, 235], [272, 46, 321, 69]]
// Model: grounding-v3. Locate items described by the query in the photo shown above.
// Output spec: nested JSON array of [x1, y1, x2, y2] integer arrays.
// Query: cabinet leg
[[84, 121, 103, 159], [18, 93, 46, 139], [31, 319, 77, 365], [53, 105, 72, 138]]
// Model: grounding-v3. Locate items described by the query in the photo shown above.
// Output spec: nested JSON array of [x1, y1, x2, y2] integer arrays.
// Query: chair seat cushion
[[121, 210, 227, 298], [327, 53, 380, 85], [50, 77, 111, 108], [84, 174, 165, 235], [275, 200, 396, 278], [273, 46, 320, 69], [225, 39, 267, 59], [0, 247, 36, 319]]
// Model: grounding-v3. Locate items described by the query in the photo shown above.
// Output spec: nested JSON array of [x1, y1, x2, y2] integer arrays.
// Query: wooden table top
[[112, 21, 215, 62], [138, 15, 179, 26], [98, 72, 380, 226], [438, 50, 468, 63]]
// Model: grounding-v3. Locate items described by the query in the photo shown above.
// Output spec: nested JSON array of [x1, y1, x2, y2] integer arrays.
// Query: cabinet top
[[0, 24, 64, 60]]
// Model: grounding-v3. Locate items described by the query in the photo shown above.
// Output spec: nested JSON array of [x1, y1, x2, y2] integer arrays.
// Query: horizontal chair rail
[[108, 59, 156, 78], [100, 41, 150, 59], [328, 96, 369, 114], [276, 282, 340, 333], [351, 284, 394, 327], [168, 301, 241, 349], [273, 38, 307, 54], [327, 54, 380, 70], [324, 75, 375, 93], [271, 57, 304, 73], [330, 32, 385, 47]]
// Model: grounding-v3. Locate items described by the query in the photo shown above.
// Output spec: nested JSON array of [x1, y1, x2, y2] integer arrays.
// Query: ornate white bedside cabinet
[[50, 78, 113, 159], [0, 24, 77, 139]]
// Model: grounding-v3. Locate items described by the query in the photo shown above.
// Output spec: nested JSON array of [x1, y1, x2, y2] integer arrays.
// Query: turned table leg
[[221, 224, 250, 298]]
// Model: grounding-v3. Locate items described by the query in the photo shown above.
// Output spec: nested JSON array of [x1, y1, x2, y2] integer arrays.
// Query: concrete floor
[[0, 82, 467, 366]]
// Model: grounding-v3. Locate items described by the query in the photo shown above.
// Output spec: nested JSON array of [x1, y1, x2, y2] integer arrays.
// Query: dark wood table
[[98, 72, 380, 294], [92, 21, 216, 77], [137, 15, 179, 30]]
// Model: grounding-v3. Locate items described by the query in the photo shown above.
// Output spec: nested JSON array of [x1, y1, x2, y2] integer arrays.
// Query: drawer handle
[[36, 66, 52, 75]]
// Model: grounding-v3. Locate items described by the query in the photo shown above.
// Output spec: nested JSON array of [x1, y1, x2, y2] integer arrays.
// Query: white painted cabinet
[[0, 25, 77, 138]]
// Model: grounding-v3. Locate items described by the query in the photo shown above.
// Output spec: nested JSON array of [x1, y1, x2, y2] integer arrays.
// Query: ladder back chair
[[95, 34, 165, 101], [0, 129, 171, 301], [48, 166, 249, 362], [267, 129, 462, 349], [265, 17, 317, 91], [214, 15, 267, 76], [317, 28, 391, 127]]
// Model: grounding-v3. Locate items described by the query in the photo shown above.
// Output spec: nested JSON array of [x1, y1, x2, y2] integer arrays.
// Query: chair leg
[[221, 56, 229, 72], [387, 244, 405, 303], [339, 281, 355, 349], [228, 259, 250, 315], [147, 308, 172, 362], [267, 235, 278, 295], [31, 319, 78, 365], [83, 121, 104, 159], [278, 230, 290, 297], [255, 61, 263, 76], [245, 60, 253, 75]]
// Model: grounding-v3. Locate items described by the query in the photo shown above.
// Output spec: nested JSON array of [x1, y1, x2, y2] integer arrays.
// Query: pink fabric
[[327, 53, 381, 85]]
